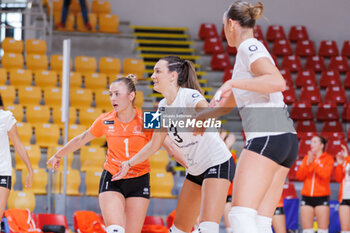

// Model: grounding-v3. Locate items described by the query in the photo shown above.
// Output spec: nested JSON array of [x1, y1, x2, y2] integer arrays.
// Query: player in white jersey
[[0, 109, 33, 224], [197, 2, 299, 233], [113, 56, 235, 233]]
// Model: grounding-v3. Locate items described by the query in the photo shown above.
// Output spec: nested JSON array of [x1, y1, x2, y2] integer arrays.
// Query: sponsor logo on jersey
[[143, 187, 150, 195], [104, 120, 114, 125], [192, 93, 200, 98], [133, 125, 142, 134], [0, 178, 7, 184], [208, 168, 218, 175], [249, 45, 258, 52]]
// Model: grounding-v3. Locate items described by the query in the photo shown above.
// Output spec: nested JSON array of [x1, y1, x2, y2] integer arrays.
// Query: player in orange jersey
[[47, 75, 185, 233]]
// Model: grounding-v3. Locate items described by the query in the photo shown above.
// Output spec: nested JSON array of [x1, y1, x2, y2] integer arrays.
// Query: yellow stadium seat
[[17, 86, 42, 106], [25, 39, 47, 55], [35, 70, 58, 87], [2, 53, 24, 69], [7, 191, 36, 211], [70, 88, 93, 107], [0, 68, 7, 85], [9, 69, 33, 86], [84, 73, 108, 89], [150, 169, 175, 198], [58, 72, 82, 88], [94, 89, 111, 110], [13, 122, 33, 144], [70, 0, 89, 14], [85, 170, 102, 196], [51, 106, 77, 125], [51, 54, 63, 73], [77, 13, 97, 32], [108, 73, 124, 81], [135, 91, 144, 109], [5, 104, 24, 122], [0, 85, 15, 106], [74, 56, 97, 74], [48, 146, 74, 171], [43, 87, 61, 106], [2, 38, 23, 54], [26, 105, 50, 124], [79, 107, 103, 125], [11, 170, 16, 189], [92, 0, 111, 15], [149, 150, 169, 170], [123, 58, 145, 79], [26, 54, 49, 71], [99, 57, 121, 76], [22, 168, 47, 194], [35, 123, 61, 146], [99, 14, 119, 33], [54, 12, 75, 31], [80, 146, 106, 171], [60, 169, 81, 195], [48, 0, 63, 14], [67, 124, 88, 141], [15, 144, 41, 170]]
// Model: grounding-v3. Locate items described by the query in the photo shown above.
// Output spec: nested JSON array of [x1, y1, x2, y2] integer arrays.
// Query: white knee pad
[[226, 227, 233, 233], [341, 231, 350, 233], [106, 225, 125, 233], [228, 206, 259, 233], [198, 221, 219, 233], [318, 229, 328, 233], [302, 229, 314, 233], [169, 225, 187, 233], [256, 215, 272, 233]]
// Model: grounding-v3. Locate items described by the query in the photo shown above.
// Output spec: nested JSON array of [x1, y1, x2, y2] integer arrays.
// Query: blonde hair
[[111, 74, 137, 103], [225, 1, 264, 28]]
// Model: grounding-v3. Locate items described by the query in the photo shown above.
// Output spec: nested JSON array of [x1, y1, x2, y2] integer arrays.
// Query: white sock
[[302, 229, 314, 233], [228, 206, 259, 233], [256, 215, 272, 233], [198, 221, 219, 233], [226, 227, 233, 233], [318, 229, 328, 233], [169, 225, 187, 233], [106, 225, 125, 233], [341, 231, 350, 233]]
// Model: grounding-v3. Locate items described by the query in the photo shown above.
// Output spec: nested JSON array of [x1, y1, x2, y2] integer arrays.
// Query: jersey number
[[124, 138, 130, 157], [170, 124, 183, 143]]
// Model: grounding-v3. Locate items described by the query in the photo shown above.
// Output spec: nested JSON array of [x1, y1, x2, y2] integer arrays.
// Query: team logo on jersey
[[133, 125, 142, 134], [143, 187, 150, 195], [143, 111, 161, 129], [192, 93, 200, 98], [249, 45, 258, 52], [104, 120, 114, 125]]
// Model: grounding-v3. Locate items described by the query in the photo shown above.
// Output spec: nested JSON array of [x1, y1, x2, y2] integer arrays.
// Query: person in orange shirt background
[[47, 75, 185, 233], [334, 144, 350, 233], [296, 136, 334, 233]]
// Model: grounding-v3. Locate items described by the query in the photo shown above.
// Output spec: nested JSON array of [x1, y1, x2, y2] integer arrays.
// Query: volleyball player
[[113, 56, 235, 233], [47, 75, 185, 233]]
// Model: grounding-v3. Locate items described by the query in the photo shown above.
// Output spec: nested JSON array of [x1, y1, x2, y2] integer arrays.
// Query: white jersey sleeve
[[6, 111, 17, 132], [184, 89, 206, 108], [240, 40, 274, 71]]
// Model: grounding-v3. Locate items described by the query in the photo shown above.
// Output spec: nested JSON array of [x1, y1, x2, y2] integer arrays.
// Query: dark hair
[[111, 74, 137, 104], [160, 56, 204, 95], [224, 1, 264, 28], [0, 94, 3, 108], [316, 135, 327, 152]]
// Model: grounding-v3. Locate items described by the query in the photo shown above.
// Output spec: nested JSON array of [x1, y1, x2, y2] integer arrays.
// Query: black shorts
[[274, 207, 285, 215], [301, 196, 330, 207], [0, 176, 11, 190], [99, 170, 150, 199], [340, 199, 350, 206], [226, 195, 232, 203], [186, 157, 235, 186], [244, 133, 298, 168]]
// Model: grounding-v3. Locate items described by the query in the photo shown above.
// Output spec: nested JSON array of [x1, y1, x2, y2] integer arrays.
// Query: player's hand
[[336, 144, 348, 164], [25, 171, 33, 189], [112, 161, 130, 181], [307, 151, 314, 165], [47, 154, 62, 171], [210, 80, 233, 107]]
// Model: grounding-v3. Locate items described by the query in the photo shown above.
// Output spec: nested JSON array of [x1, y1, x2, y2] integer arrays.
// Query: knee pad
[[169, 225, 187, 233], [226, 227, 233, 233], [318, 229, 328, 233], [256, 215, 272, 233], [106, 225, 125, 233], [302, 229, 314, 233], [341, 231, 350, 233], [198, 221, 219, 233], [228, 206, 259, 233]]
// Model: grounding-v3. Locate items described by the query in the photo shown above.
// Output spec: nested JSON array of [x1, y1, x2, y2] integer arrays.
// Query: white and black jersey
[[0, 110, 16, 176]]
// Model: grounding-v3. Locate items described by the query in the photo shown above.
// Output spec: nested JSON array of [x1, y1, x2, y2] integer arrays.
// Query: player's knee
[[317, 229, 328, 233], [228, 206, 259, 233], [302, 229, 314, 233], [198, 221, 219, 233], [256, 215, 272, 233], [106, 224, 125, 233], [169, 225, 187, 233]]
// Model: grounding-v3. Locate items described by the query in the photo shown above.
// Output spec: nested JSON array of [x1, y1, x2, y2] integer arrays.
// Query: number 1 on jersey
[[124, 138, 130, 157]]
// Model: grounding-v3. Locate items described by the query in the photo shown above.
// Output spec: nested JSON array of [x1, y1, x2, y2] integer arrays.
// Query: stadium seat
[[295, 40, 316, 57], [77, 13, 97, 32], [34, 70, 58, 87], [9, 69, 33, 86], [54, 12, 75, 31], [67, 124, 88, 141], [48, 146, 74, 171], [280, 69, 292, 84], [92, 0, 111, 15], [305, 55, 326, 73], [99, 14, 119, 33], [43, 87, 61, 106], [198, 23, 219, 40], [328, 56, 349, 73], [7, 191, 36, 211], [35, 123, 61, 146], [74, 56, 97, 74], [321, 121, 345, 139], [80, 146, 106, 171], [266, 25, 286, 41], [59, 72, 82, 88], [319, 70, 341, 88], [123, 58, 145, 79], [325, 138, 348, 156], [316, 102, 339, 121], [78, 107, 103, 125], [226, 44, 237, 55], [253, 25, 264, 40], [324, 85, 346, 105], [22, 168, 47, 194], [341, 40, 350, 57], [295, 120, 317, 139], [84, 73, 108, 89], [15, 144, 41, 170], [94, 89, 111, 110], [47, 0, 63, 13], [36, 213, 68, 233], [288, 25, 309, 42], [99, 57, 121, 76], [60, 169, 81, 195], [283, 82, 297, 105], [222, 68, 233, 83], [298, 138, 312, 158], [210, 52, 231, 71], [0, 68, 7, 85], [25, 39, 47, 55], [51, 54, 71, 73], [13, 122, 33, 144], [0, 85, 15, 106], [149, 150, 169, 170], [318, 40, 339, 57], [272, 39, 293, 56], [271, 54, 279, 68], [70, 88, 93, 107], [150, 169, 175, 198], [258, 39, 269, 51], [288, 159, 303, 181], [2, 38, 23, 53], [26, 54, 49, 71], [51, 106, 77, 125], [203, 37, 224, 54], [25, 105, 50, 124], [70, 0, 89, 15], [281, 55, 302, 72], [290, 102, 313, 121], [6, 104, 24, 122], [282, 182, 298, 199], [344, 71, 350, 89], [299, 86, 322, 105], [144, 216, 165, 226], [17, 86, 42, 106], [2, 53, 24, 69], [85, 170, 102, 196], [135, 90, 144, 109], [295, 70, 317, 88], [342, 103, 350, 122]]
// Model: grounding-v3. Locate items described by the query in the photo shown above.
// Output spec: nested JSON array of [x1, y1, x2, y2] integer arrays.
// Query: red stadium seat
[[37, 213, 69, 233], [210, 52, 231, 71], [295, 70, 317, 88], [281, 55, 302, 72], [272, 39, 293, 56], [283, 82, 297, 105], [328, 56, 349, 73], [280, 69, 293, 84], [221, 27, 226, 40], [203, 37, 224, 54], [296, 120, 318, 139], [254, 25, 264, 40], [198, 23, 219, 40], [321, 121, 345, 140], [344, 71, 350, 89], [341, 40, 350, 57], [342, 103, 350, 122], [266, 25, 286, 41], [288, 159, 303, 181], [298, 138, 312, 158], [319, 40, 339, 57], [295, 40, 316, 57], [319, 70, 341, 88], [258, 39, 269, 51], [226, 44, 237, 55], [305, 55, 326, 73], [282, 182, 298, 199], [144, 216, 165, 226], [316, 102, 339, 121], [290, 102, 313, 121], [222, 68, 233, 83], [325, 138, 348, 156], [299, 85, 321, 105], [324, 85, 346, 105], [288, 25, 309, 42]]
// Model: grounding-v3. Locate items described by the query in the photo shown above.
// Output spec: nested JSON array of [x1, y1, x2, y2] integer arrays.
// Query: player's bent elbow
[[275, 78, 286, 92]]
